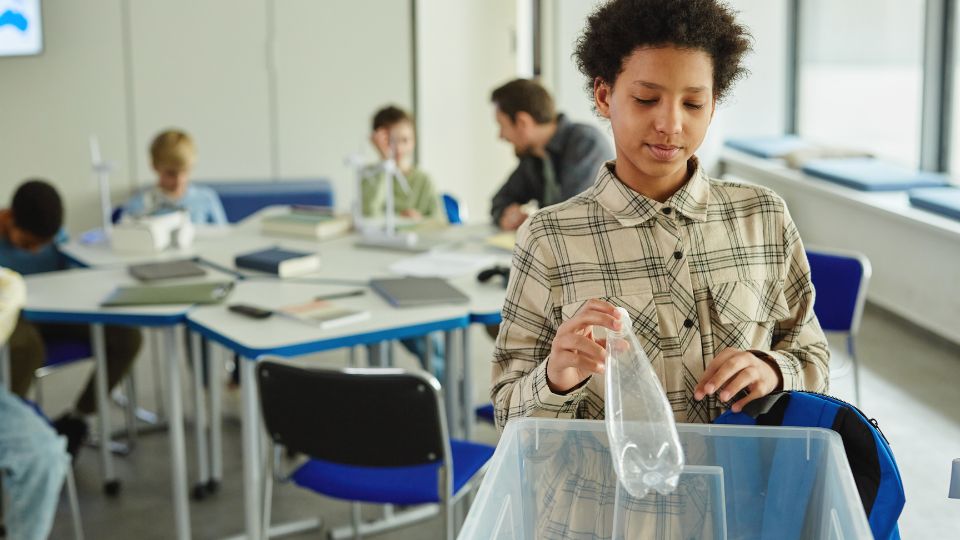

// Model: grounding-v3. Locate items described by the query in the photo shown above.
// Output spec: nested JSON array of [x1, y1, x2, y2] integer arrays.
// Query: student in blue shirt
[[2, 180, 142, 457], [124, 129, 228, 225]]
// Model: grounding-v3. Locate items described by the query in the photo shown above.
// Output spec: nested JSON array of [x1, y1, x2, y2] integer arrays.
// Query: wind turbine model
[[89, 135, 115, 239], [349, 136, 420, 250]]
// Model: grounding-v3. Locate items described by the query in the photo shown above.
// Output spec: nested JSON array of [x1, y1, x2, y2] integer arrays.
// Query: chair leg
[[259, 444, 275, 540], [64, 465, 85, 540], [351, 502, 362, 540], [123, 376, 138, 446]]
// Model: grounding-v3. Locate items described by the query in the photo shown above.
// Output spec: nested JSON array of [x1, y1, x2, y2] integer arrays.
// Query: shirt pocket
[[706, 279, 791, 354]]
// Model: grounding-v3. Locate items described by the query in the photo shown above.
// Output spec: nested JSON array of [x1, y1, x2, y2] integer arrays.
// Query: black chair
[[256, 361, 494, 539]]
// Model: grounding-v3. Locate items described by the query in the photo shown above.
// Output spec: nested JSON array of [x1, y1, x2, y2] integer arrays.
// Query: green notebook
[[101, 281, 235, 307]]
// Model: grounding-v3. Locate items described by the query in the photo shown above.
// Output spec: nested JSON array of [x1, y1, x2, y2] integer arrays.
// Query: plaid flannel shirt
[[492, 158, 829, 429]]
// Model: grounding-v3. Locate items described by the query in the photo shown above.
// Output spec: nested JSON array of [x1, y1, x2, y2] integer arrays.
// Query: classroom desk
[[61, 212, 512, 539], [17, 267, 223, 540], [186, 280, 471, 539]]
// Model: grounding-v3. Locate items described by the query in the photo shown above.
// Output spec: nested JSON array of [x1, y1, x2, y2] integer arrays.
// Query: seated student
[[2, 180, 142, 456], [492, 0, 829, 433], [361, 105, 440, 220], [361, 105, 445, 377], [0, 267, 70, 540], [125, 129, 228, 225], [489, 79, 613, 231]]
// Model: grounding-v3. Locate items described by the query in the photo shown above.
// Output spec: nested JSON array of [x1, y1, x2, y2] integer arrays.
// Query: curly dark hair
[[574, 0, 752, 104], [11, 179, 63, 240]]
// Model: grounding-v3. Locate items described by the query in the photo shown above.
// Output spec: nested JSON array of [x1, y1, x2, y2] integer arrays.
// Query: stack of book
[[260, 206, 352, 240]]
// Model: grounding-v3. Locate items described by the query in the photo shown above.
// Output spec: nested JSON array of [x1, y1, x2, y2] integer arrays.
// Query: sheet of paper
[[388, 252, 498, 278]]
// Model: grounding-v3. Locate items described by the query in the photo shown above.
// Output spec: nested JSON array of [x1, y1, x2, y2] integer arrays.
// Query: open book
[[275, 299, 370, 330]]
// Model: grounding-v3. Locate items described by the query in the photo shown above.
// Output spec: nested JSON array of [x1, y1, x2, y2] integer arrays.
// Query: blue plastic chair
[[475, 403, 495, 424], [806, 248, 872, 405], [257, 361, 494, 539], [442, 193, 463, 225]]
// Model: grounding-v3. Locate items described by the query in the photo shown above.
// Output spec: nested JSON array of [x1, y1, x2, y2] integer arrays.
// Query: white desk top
[[186, 280, 470, 358], [22, 266, 234, 326]]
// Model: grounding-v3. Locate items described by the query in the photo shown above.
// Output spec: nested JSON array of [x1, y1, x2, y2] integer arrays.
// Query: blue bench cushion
[[197, 179, 334, 223], [724, 135, 813, 159], [801, 158, 948, 191], [909, 187, 960, 221], [290, 439, 494, 505]]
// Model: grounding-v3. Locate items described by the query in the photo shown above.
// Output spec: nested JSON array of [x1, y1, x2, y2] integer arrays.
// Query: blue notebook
[[234, 247, 322, 277]]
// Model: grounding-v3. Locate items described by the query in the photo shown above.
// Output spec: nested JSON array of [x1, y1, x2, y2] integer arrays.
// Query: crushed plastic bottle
[[604, 306, 684, 498]]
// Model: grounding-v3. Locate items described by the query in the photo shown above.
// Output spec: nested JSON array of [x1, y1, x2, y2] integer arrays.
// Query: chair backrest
[[806, 247, 872, 335], [442, 193, 462, 225], [256, 360, 449, 468], [200, 179, 334, 223]]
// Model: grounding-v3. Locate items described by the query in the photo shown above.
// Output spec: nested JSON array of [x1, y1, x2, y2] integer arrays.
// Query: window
[[797, 0, 926, 167]]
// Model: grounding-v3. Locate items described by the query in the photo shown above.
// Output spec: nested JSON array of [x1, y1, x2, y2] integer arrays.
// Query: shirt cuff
[[750, 349, 802, 392], [532, 357, 590, 416]]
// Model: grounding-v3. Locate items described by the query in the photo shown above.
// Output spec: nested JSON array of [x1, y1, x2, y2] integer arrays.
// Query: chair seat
[[475, 403, 495, 424], [290, 439, 494, 505], [44, 340, 93, 368]]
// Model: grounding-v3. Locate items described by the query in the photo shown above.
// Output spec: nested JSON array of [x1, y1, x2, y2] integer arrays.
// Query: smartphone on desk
[[228, 303, 274, 319]]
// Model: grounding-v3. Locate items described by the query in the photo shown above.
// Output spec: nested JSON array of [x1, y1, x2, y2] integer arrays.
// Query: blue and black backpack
[[713, 391, 905, 540]]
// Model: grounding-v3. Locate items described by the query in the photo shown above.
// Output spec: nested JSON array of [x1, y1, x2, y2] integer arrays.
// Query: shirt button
[[683, 318, 694, 328], [673, 251, 683, 260], [662, 207, 672, 215]]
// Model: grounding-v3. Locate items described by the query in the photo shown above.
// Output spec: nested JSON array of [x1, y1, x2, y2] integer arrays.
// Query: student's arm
[[557, 126, 612, 200], [206, 191, 228, 225], [0, 269, 26, 343], [754, 207, 830, 393], [414, 170, 439, 219], [490, 165, 532, 226], [491, 217, 590, 431]]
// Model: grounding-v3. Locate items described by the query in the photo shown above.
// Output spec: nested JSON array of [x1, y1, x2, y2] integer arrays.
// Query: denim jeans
[[399, 332, 446, 381], [0, 387, 69, 540]]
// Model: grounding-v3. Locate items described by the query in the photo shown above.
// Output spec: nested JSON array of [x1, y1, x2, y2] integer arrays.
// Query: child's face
[[154, 165, 191, 198], [373, 121, 416, 170], [8, 225, 51, 252], [596, 46, 715, 187]]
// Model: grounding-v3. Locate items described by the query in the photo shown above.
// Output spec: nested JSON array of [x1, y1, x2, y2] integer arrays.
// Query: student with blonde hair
[[125, 129, 227, 225]]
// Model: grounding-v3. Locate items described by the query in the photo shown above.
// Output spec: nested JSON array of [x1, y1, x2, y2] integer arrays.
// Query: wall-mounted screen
[[0, 0, 42, 57]]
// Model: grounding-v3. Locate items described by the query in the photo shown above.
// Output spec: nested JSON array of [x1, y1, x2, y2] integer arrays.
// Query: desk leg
[[443, 330, 461, 438], [91, 323, 119, 495], [207, 341, 223, 493], [189, 331, 210, 500], [165, 326, 191, 540], [240, 357, 262, 537], [462, 327, 474, 440]]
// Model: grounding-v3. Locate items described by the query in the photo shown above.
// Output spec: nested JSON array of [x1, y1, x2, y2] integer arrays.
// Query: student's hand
[[546, 300, 622, 393], [400, 208, 422, 220], [498, 203, 529, 231], [371, 128, 392, 160], [693, 348, 783, 413]]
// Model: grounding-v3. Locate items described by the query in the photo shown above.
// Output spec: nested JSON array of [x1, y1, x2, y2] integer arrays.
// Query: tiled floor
[[41, 304, 960, 539]]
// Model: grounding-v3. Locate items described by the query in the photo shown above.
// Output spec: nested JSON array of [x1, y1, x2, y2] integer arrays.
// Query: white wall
[[0, 0, 412, 233], [415, 0, 518, 222]]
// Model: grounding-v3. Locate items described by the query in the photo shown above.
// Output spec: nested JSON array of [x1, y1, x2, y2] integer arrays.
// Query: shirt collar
[[593, 156, 710, 226]]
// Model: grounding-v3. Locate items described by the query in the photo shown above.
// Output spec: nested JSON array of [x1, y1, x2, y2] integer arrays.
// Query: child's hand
[[400, 208, 422, 220], [546, 300, 622, 393], [370, 128, 392, 160], [693, 348, 783, 413]]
